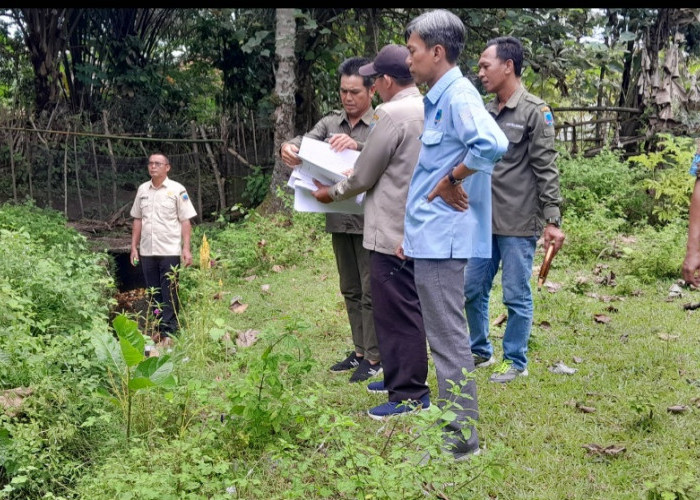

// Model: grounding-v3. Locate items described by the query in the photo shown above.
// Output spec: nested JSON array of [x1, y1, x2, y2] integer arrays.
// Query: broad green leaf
[[134, 356, 176, 388], [128, 377, 155, 391], [118, 335, 144, 367], [91, 329, 125, 371]]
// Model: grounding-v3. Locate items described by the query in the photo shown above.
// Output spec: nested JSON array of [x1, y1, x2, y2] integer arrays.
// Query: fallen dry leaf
[[690, 397, 700, 408], [576, 402, 596, 413], [0, 387, 34, 417], [582, 443, 626, 457], [229, 296, 249, 314], [573, 356, 583, 364], [320, 274, 328, 281], [606, 305, 619, 313], [682, 302, 700, 310], [244, 275, 257, 282], [257, 239, 267, 248], [667, 283, 683, 299], [271, 265, 284, 273], [538, 321, 551, 329], [261, 284, 271, 293], [657, 333, 679, 341], [667, 405, 689, 414], [545, 281, 562, 293], [549, 361, 577, 375], [593, 314, 611, 324], [236, 329, 260, 347], [493, 313, 507, 327]]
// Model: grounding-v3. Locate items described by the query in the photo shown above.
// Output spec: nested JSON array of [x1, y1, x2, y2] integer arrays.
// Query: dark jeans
[[141, 255, 181, 335], [370, 251, 429, 402]]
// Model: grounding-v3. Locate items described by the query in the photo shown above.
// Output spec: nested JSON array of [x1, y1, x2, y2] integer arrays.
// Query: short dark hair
[[404, 9, 465, 64], [486, 36, 523, 77], [338, 56, 373, 89]]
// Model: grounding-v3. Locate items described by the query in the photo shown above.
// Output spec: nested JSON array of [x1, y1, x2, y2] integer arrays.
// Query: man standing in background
[[130, 153, 197, 345]]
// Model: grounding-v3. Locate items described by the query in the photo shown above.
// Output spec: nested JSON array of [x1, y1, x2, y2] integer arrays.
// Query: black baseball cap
[[359, 44, 412, 80]]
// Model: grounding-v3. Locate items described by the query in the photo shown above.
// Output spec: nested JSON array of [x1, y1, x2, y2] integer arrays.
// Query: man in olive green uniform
[[311, 44, 429, 417], [464, 36, 566, 383], [280, 57, 381, 383]]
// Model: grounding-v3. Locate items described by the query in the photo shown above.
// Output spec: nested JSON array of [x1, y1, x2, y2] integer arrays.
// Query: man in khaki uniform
[[280, 57, 381, 383], [464, 36, 565, 383], [130, 153, 197, 342], [311, 44, 428, 417]]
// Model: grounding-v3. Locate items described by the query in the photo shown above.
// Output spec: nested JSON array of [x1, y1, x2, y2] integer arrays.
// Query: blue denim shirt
[[689, 153, 700, 177], [403, 67, 509, 259]]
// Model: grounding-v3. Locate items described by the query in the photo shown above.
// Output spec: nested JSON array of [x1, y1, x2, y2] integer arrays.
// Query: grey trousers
[[413, 258, 479, 454], [331, 233, 379, 362]]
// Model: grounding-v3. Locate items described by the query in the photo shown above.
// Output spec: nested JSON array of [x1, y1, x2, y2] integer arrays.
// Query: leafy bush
[[198, 207, 327, 278], [627, 133, 697, 225], [556, 209, 628, 265], [0, 204, 115, 338], [559, 149, 650, 227]]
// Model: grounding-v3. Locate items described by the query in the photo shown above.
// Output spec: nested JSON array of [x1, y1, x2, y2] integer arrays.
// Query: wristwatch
[[545, 216, 562, 228], [447, 169, 463, 185]]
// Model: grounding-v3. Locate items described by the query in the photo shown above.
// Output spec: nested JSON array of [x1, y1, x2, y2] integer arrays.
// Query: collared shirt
[[403, 67, 508, 259], [130, 177, 197, 256], [486, 85, 561, 236], [329, 87, 424, 255], [284, 107, 374, 234]]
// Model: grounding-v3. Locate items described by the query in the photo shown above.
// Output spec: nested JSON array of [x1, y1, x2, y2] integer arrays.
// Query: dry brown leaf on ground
[[606, 305, 619, 313], [593, 314, 611, 324], [272, 265, 284, 273], [538, 321, 551, 329], [492, 313, 507, 326], [573, 356, 583, 364], [244, 275, 256, 282], [261, 284, 271, 293], [545, 281, 562, 293], [667, 404, 690, 414], [236, 329, 260, 347], [576, 402, 596, 413], [657, 333, 679, 341], [690, 397, 700, 408], [549, 361, 577, 375], [0, 387, 33, 417], [229, 296, 249, 314], [257, 239, 267, 248], [582, 443, 626, 456], [682, 301, 700, 310]]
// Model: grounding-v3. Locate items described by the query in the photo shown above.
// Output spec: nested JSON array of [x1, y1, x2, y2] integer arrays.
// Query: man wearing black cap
[[312, 44, 430, 419]]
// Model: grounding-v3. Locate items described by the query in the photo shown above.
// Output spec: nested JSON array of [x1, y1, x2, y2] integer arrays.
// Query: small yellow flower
[[200, 234, 211, 269]]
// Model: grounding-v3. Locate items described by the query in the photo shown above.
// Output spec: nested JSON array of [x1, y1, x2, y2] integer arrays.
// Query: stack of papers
[[287, 136, 365, 214]]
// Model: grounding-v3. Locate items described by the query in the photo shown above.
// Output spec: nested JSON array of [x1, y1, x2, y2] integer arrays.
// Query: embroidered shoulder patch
[[181, 191, 189, 201], [542, 106, 554, 126]]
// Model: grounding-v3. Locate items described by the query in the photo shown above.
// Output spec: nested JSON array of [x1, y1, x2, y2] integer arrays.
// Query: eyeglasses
[[148, 161, 168, 167]]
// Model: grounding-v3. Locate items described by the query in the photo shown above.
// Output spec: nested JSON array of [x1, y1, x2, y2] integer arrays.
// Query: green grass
[[76, 229, 700, 499]]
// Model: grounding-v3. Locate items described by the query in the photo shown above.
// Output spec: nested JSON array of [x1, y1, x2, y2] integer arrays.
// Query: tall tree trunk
[[262, 8, 297, 215]]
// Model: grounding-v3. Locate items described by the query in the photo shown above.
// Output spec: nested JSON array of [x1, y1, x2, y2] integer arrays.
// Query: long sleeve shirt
[[486, 85, 561, 236], [328, 87, 424, 255], [403, 66, 508, 259]]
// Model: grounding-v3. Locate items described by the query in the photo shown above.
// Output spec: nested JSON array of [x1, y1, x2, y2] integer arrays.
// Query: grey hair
[[404, 9, 465, 64]]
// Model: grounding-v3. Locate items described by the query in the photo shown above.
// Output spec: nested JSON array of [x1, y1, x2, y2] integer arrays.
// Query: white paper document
[[287, 137, 365, 214]]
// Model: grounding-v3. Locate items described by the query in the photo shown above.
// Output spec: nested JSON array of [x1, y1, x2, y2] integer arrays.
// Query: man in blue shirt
[[395, 9, 508, 460]]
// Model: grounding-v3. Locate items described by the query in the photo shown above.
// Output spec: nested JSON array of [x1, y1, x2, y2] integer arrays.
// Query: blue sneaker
[[367, 394, 430, 421], [367, 380, 388, 394]]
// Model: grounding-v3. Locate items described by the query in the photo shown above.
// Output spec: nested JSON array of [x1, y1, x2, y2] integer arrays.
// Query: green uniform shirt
[[284, 107, 374, 234], [486, 85, 562, 236]]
